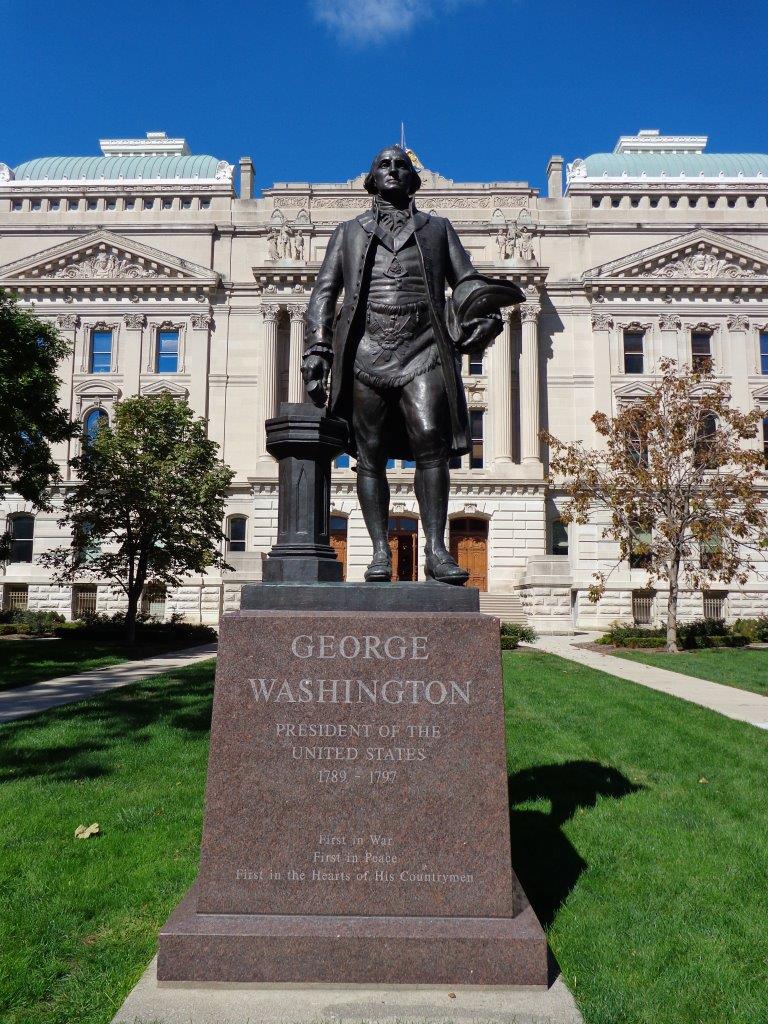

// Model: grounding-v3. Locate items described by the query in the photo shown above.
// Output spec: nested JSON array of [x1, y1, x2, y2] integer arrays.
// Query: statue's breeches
[[353, 300, 439, 389]]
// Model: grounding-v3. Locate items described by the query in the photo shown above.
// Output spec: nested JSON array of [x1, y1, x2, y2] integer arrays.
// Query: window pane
[[10, 515, 34, 562], [90, 330, 112, 373], [4, 584, 28, 610], [623, 332, 644, 374], [761, 333, 768, 375], [402, 459, 415, 468], [692, 332, 711, 371], [469, 352, 483, 374], [156, 330, 179, 373], [334, 454, 350, 468], [227, 517, 246, 552], [552, 520, 569, 556], [85, 409, 108, 442], [470, 410, 484, 468]]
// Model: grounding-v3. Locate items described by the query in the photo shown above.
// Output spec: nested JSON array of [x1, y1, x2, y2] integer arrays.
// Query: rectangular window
[[470, 410, 484, 469], [90, 330, 112, 373], [629, 524, 652, 569], [763, 416, 768, 466], [227, 517, 247, 553], [10, 516, 34, 563], [623, 331, 644, 374], [632, 590, 654, 626], [691, 331, 712, 372], [551, 520, 569, 556], [700, 534, 721, 570], [703, 591, 727, 621], [760, 332, 768, 375], [141, 584, 167, 619], [156, 330, 179, 373], [72, 584, 98, 619], [469, 351, 484, 375], [3, 584, 28, 611]]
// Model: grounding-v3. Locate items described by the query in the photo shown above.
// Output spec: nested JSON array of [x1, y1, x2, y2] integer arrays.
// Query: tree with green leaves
[[0, 291, 76, 544], [542, 359, 768, 652], [42, 394, 234, 643]]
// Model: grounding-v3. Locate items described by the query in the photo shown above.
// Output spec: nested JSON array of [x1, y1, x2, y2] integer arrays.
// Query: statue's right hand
[[301, 354, 329, 384]]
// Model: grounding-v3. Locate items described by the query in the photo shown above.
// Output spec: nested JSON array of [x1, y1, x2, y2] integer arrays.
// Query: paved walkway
[[531, 633, 768, 729], [0, 644, 218, 724]]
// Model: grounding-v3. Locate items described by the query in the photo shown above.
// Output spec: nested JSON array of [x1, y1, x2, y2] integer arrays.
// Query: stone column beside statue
[[520, 300, 541, 465], [491, 307, 515, 472], [255, 303, 280, 466], [288, 305, 307, 403]]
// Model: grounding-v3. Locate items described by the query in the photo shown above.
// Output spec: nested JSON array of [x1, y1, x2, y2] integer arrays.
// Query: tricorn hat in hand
[[446, 274, 526, 347]]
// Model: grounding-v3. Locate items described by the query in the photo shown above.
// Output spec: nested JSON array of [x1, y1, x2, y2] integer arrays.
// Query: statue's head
[[364, 145, 421, 198]]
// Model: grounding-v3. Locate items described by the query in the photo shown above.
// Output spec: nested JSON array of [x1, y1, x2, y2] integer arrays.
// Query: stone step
[[479, 592, 527, 623]]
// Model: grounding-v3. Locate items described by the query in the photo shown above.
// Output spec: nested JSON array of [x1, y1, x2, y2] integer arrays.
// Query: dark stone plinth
[[157, 610, 547, 986], [263, 403, 348, 583], [241, 581, 480, 612], [159, 885, 546, 985]]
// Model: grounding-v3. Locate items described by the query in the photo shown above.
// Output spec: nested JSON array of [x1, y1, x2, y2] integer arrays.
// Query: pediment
[[584, 230, 768, 289], [140, 379, 189, 398], [0, 230, 219, 292], [74, 379, 121, 399], [614, 381, 656, 400], [752, 384, 768, 402]]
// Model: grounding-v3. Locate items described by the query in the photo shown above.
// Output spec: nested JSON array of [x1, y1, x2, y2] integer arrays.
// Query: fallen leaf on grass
[[699, 777, 709, 784], [75, 823, 100, 839]]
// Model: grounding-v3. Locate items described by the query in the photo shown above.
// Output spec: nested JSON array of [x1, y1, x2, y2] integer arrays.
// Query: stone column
[[491, 308, 514, 473], [727, 314, 752, 416], [658, 313, 681, 362], [519, 300, 541, 465], [288, 304, 308, 404], [256, 303, 281, 467], [591, 313, 613, 434]]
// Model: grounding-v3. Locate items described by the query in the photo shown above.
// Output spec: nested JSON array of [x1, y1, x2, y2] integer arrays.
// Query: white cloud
[[312, 0, 477, 46]]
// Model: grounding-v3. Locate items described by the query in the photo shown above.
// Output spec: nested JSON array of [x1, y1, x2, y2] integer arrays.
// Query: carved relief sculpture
[[495, 226, 513, 261], [266, 227, 280, 261], [652, 253, 756, 279], [293, 229, 305, 262], [49, 252, 159, 280], [515, 226, 535, 262]]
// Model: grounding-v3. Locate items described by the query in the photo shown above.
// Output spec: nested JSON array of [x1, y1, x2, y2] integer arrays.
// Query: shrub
[[55, 613, 217, 645], [0, 622, 29, 636], [7, 609, 65, 636], [732, 617, 768, 643], [500, 623, 538, 649], [596, 621, 665, 647]]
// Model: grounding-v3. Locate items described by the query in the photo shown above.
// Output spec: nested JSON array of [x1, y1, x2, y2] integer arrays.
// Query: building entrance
[[330, 515, 348, 580], [388, 515, 418, 582], [449, 517, 488, 591]]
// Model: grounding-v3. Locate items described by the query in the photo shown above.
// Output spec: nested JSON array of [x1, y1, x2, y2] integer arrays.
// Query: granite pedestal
[[157, 589, 548, 986]]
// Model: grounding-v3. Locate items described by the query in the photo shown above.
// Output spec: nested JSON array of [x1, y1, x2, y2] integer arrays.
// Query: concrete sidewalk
[[0, 643, 217, 724], [531, 633, 768, 729]]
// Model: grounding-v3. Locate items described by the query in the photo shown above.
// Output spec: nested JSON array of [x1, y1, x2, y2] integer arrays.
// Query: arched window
[[9, 514, 34, 563], [227, 516, 247, 553], [84, 408, 108, 443]]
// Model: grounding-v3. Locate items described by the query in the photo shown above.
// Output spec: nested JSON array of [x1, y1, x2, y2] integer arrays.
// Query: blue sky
[[1, 0, 764, 193]]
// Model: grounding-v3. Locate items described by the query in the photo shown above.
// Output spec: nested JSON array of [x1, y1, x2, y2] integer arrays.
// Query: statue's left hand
[[458, 313, 502, 353]]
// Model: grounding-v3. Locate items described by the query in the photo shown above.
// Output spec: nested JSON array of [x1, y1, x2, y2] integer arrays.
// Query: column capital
[[520, 302, 540, 323], [190, 313, 213, 330], [501, 307, 515, 324], [727, 314, 749, 331], [289, 303, 308, 322], [123, 313, 146, 329], [591, 312, 614, 331], [260, 303, 281, 323], [658, 314, 681, 330], [56, 314, 80, 330]]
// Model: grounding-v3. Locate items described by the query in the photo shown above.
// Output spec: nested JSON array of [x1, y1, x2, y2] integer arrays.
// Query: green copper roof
[[13, 154, 223, 181], [581, 152, 768, 178]]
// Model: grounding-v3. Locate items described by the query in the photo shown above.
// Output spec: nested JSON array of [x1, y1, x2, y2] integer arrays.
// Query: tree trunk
[[124, 588, 140, 646], [666, 558, 680, 653]]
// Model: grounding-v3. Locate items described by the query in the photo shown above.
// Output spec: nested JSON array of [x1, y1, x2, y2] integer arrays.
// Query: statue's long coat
[[306, 208, 480, 460]]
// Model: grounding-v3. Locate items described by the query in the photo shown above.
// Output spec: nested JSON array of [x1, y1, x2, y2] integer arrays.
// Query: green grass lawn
[[610, 646, 768, 696], [0, 636, 208, 692], [1, 651, 766, 1024]]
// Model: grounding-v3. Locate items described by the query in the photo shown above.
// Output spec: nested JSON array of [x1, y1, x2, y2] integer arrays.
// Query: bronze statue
[[302, 145, 523, 584]]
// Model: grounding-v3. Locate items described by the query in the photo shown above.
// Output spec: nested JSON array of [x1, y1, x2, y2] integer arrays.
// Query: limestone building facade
[[3, 129, 768, 631]]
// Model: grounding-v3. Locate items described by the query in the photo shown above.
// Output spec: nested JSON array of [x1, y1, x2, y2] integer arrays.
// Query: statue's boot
[[357, 467, 392, 583], [415, 461, 469, 586]]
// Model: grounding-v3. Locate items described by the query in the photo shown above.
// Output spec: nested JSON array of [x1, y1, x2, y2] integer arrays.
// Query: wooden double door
[[449, 517, 488, 591], [388, 516, 418, 582]]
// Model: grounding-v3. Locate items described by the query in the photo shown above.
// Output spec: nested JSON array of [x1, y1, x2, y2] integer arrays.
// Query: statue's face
[[370, 147, 413, 198]]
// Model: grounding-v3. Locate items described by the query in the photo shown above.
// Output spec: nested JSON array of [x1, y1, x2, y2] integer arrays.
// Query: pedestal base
[[158, 885, 547, 986]]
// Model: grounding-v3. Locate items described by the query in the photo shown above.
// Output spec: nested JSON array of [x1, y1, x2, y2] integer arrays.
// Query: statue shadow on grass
[[508, 760, 642, 931], [0, 660, 216, 785]]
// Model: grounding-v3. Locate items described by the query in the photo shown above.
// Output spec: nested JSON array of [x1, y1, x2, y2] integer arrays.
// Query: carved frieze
[[190, 314, 213, 330], [47, 253, 160, 280], [123, 313, 146, 329], [651, 254, 756, 279]]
